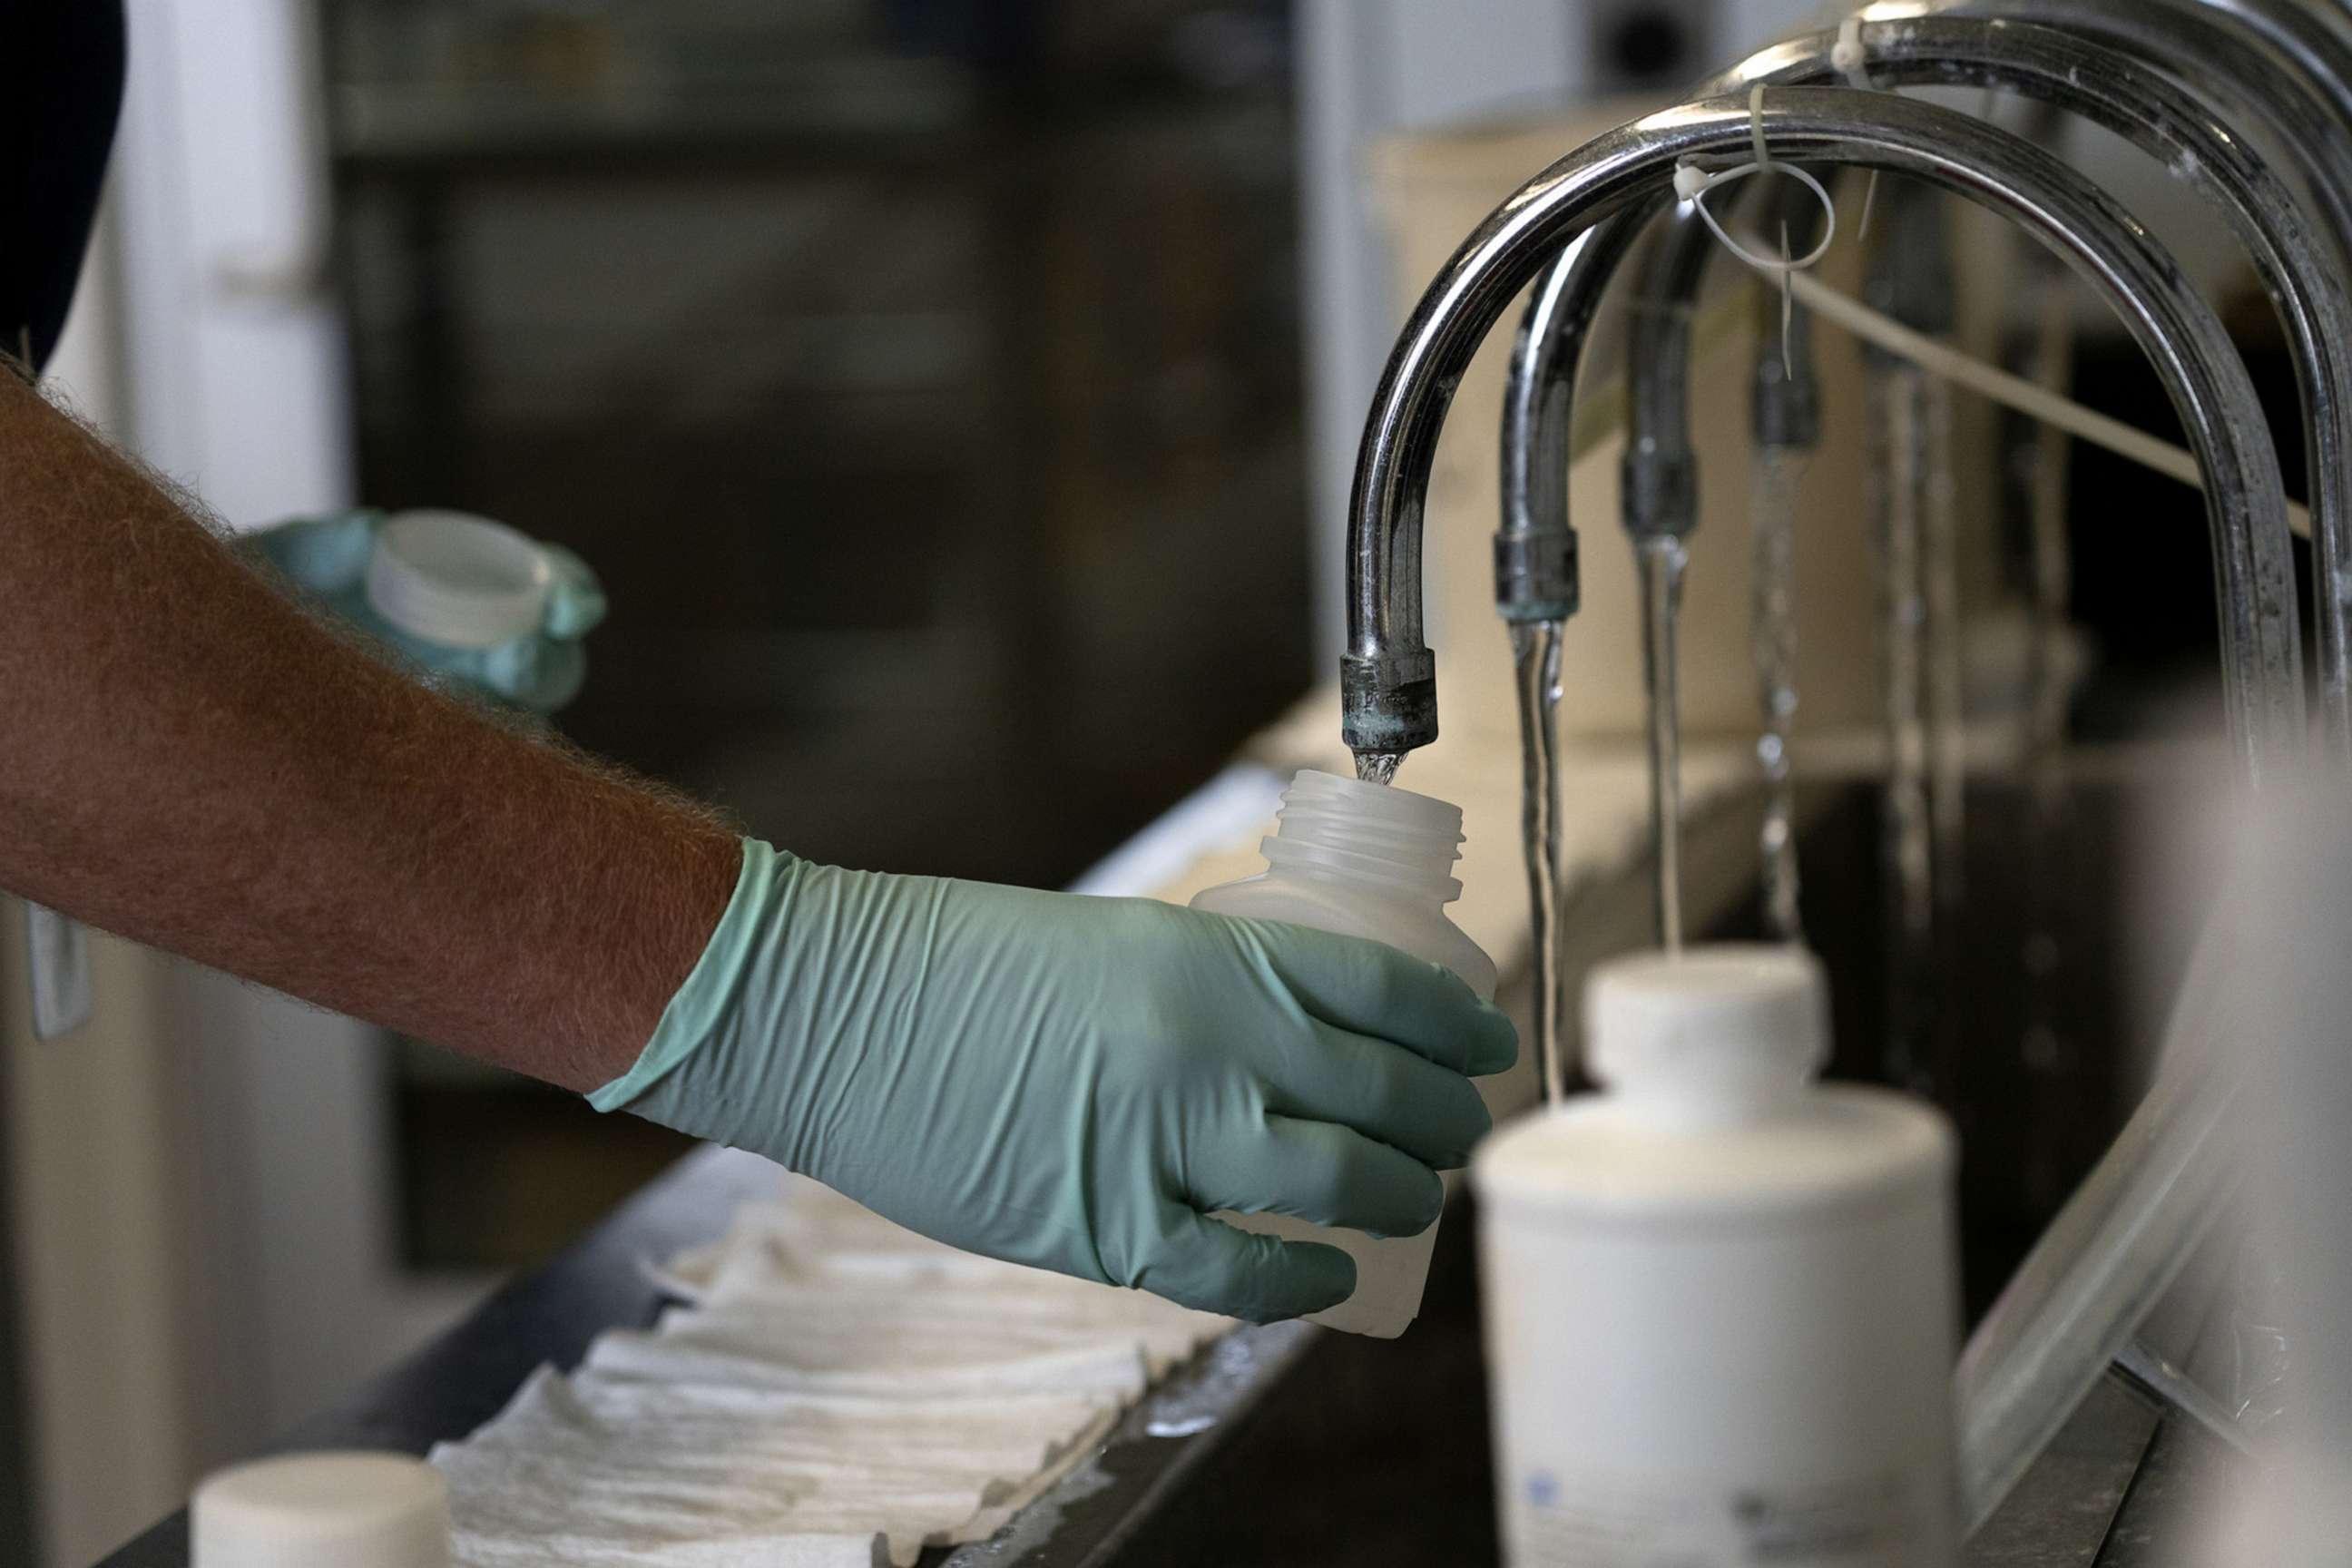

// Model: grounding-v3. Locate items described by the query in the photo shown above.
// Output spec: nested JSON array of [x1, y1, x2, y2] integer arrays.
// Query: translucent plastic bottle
[[1191, 769, 1497, 1337], [1475, 946, 1959, 1566]]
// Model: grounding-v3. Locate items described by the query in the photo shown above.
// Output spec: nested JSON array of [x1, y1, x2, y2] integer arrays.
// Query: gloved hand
[[240, 509, 605, 714], [594, 839, 1516, 1320]]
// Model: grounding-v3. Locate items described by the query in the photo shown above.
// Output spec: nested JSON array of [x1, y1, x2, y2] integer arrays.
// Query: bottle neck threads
[[1261, 770, 1465, 902]]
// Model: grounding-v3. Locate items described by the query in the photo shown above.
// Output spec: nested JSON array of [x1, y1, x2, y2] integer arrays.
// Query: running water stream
[[1863, 181, 1959, 1097], [1751, 446, 1805, 942], [1510, 619, 1569, 1102], [1637, 535, 1690, 951], [1867, 354, 1938, 1094], [1923, 372, 1965, 956], [1354, 632, 1575, 1102]]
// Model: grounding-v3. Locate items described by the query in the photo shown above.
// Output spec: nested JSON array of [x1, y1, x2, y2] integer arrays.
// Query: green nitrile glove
[[594, 839, 1517, 1320], [240, 511, 605, 714]]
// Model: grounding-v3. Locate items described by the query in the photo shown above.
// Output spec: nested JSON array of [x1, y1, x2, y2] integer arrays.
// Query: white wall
[[110, 0, 352, 524], [2, 918, 197, 1565]]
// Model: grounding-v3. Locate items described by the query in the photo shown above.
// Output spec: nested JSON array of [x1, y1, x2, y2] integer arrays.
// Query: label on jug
[[1504, 1462, 1949, 1567]]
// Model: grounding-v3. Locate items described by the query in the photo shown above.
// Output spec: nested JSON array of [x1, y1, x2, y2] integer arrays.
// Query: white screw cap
[[1586, 944, 1828, 1107], [366, 510, 552, 650], [193, 1452, 449, 1568]]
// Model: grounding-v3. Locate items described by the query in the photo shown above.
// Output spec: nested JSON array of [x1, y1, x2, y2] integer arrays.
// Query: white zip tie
[[1674, 84, 1837, 375], [1833, 15, 1884, 242], [1831, 15, 1870, 85], [1674, 162, 1837, 270], [1673, 89, 1838, 275], [1721, 222, 2314, 540]]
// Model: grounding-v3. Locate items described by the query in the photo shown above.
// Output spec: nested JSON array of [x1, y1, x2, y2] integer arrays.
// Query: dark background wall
[[325, 0, 1314, 1268]]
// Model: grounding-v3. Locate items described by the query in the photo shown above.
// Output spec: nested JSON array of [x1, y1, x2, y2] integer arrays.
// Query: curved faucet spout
[[1592, 10, 2352, 754], [1345, 86, 2300, 775], [2173, 0, 2352, 123], [1492, 227, 1635, 628]]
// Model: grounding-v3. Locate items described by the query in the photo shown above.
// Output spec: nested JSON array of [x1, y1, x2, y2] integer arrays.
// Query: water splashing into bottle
[[1354, 750, 1405, 787]]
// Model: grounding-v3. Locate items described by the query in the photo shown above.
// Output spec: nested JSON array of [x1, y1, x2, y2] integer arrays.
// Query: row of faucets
[[1335, 0, 2352, 1535]]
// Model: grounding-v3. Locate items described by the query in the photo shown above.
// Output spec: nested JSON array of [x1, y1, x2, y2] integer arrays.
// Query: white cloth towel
[[430, 1172, 1231, 1566]]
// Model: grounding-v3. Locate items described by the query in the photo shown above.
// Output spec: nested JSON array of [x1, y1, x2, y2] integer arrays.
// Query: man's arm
[[0, 372, 739, 1091], [0, 371, 1520, 1324]]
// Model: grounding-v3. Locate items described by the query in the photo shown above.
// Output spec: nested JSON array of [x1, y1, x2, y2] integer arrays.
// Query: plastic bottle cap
[[365, 510, 551, 650], [1585, 944, 1828, 1107], [192, 1452, 450, 1568]]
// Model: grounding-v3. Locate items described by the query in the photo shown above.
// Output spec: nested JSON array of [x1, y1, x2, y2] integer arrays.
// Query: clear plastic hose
[[1954, 910, 2244, 1529]]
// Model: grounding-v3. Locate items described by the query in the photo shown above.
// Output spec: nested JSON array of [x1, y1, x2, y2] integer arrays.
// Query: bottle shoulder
[[1191, 872, 1496, 1001], [1475, 1084, 1954, 1224]]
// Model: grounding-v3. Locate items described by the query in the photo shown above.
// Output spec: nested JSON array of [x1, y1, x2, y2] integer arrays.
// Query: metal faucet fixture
[[1465, 3, 2345, 1527], [1559, 9, 2352, 755], [1344, 87, 2300, 775]]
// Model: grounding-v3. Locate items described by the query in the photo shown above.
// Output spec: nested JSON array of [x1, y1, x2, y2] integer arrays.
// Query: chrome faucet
[[1347, 82, 2302, 1531], [1345, 85, 2300, 777], [1561, 8, 2352, 757], [1472, 4, 2341, 1530]]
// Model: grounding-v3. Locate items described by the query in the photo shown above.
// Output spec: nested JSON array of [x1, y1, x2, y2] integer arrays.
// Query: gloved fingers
[[1191, 1116, 1444, 1239], [1129, 1205, 1357, 1322], [1262, 1022, 1493, 1168], [1246, 920, 1516, 1075]]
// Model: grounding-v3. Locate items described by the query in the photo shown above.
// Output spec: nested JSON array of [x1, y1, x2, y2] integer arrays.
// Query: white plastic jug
[[1475, 946, 1959, 1566]]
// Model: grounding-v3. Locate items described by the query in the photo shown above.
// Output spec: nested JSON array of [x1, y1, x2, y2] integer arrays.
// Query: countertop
[[89, 1144, 778, 1565]]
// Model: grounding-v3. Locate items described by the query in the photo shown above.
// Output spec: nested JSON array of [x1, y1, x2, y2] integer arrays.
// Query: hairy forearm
[[0, 374, 739, 1091]]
